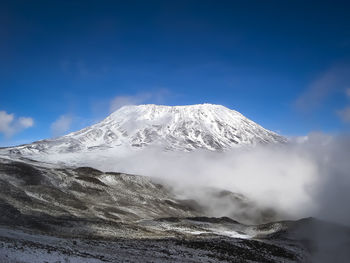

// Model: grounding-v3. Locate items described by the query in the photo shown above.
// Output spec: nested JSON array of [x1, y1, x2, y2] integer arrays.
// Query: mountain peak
[[1, 104, 286, 159], [109, 103, 245, 123], [116, 103, 236, 112]]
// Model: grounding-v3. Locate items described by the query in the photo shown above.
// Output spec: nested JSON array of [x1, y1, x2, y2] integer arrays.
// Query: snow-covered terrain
[[0, 104, 286, 166], [0, 224, 308, 263], [4, 104, 350, 262]]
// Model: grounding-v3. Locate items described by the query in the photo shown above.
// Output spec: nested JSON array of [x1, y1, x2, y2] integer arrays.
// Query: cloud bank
[[27, 130, 350, 226], [82, 133, 349, 226], [0, 111, 34, 138]]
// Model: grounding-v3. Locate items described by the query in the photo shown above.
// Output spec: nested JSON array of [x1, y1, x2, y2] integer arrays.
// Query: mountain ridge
[[0, 104, 286, 159]]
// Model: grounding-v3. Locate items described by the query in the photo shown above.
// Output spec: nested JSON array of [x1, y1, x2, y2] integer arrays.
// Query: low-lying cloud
[[0, 110, 34, 138], [88, 133, 349, 226], [36, 132, 350, 226]]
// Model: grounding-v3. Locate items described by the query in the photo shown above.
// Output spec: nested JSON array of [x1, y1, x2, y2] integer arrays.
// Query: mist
[[87, 132, 350, 226]]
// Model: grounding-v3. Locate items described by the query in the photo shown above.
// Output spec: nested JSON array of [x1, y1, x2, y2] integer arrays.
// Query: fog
[[99, 132, 350, 226]]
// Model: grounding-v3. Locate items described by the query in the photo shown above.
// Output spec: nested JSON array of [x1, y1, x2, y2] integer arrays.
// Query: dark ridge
[[176, 238, 298, 262], [0, 199, 51, 231], [0, 161, 45, 186], [178, 199, 203, 212], [75, 176, 107, 187], [105, 171, 137, 177], [0, 200, 23, 224], [105, 171, 123, 176], [74, 167, 103, 176], [68, 181, 105, 193], [155, 217, 182, 223], [0, 199, 127, 238], [26, 185, 89, 211], [163, 199, 203, 213], [186, 216, 241, 224], [155, 216, 241, 224]]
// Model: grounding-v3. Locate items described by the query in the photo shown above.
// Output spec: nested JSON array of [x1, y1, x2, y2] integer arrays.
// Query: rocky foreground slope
[[1, 157, 350, 262]]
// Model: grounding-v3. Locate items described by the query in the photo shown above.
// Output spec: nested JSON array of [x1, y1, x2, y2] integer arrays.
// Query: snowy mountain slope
[[0, 104, 286, 160]]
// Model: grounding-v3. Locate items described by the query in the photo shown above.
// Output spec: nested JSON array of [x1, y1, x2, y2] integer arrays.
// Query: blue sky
[[1, 0, 350, 146]]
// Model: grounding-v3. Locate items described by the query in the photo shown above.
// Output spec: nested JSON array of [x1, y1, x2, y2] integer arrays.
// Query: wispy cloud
[[337, 107, 350, 123], [0, 110, 34, 138], [51, 115, 73, 137], [109, 89, 169, 112], [110, 94, 152, 112], [336, 87, 350, 124], [295, 66, 350, 111], [346, 88, 350, 98]]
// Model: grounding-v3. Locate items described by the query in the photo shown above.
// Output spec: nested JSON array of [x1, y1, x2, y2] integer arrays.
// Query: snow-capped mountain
[[2, 104, 286, 158]]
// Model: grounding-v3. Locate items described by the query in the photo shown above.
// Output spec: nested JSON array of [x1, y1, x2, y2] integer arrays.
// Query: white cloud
[[0, 111, 34, 138], [51, 115, 73, 137], [18, 117, 34, 128], [51, 133, 350, 226], [110, 89, 169, 112], [110, 94, 152, 112], [0, 111, 14, 136], [337, 107, 350, 123]]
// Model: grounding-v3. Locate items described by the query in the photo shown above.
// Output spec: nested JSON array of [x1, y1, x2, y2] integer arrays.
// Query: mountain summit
[[2, 104, 285, 158]]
